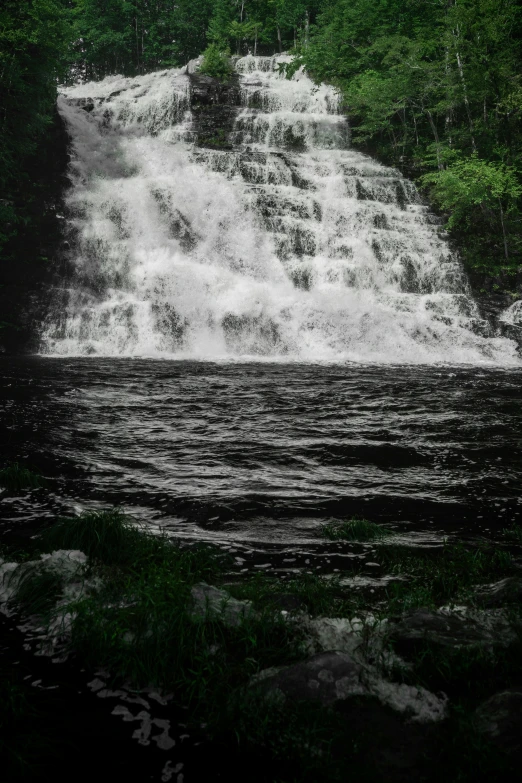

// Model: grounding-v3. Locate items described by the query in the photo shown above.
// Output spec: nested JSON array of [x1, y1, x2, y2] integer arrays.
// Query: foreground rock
[[254, 651, 366, 706], [474, 577, 522, 608], [388, 607, 518, 654], [189, 582, 255, 626], [474, 688, 522, 755], [254, 650, 448, 723], [0, 550, 88, 609]]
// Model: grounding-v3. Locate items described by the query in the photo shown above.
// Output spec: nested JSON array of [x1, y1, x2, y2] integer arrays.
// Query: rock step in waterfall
[[43, 55, 519, 364]]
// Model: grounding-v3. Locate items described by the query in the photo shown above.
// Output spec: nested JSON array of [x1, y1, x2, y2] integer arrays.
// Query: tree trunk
[[499, 200, 509, 260], [453, 31, 476, 151], [135, 17, 140, 73], [277, 26, 282, 54], [412, 110, 419, 146], [425, 110, 443, 169], [444, 46, 453, 145]]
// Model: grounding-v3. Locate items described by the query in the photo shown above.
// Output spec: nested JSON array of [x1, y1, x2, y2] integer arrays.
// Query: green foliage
[[199, 43, 233, 81], [0, 462, 45, 492], [421, 154, 522, 259], [380, 541, 516, 610], [320, 517, 391, 541], [301, 0, 522, 270], [228, 571, 364, 617], [207, 0, 235, 46], [0, 0, 70, 257], [40, 508, 225, 577], [503, 523, 522, 541], [69, 0, 215, 80], [3, 0, 521, 276]]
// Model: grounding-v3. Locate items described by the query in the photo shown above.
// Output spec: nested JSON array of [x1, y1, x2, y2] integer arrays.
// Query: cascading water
[[43, 55, 519, 364]]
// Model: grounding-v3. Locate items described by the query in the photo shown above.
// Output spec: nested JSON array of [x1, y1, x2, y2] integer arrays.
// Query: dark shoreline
[[2, 502, 522, 782]]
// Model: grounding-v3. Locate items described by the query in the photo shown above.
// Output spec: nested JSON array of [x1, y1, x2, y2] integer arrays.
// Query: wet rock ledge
[[188, 73, 242, 150]]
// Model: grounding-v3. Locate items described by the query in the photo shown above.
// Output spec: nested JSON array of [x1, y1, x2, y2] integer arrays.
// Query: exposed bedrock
[[188, 73, 242, 150]]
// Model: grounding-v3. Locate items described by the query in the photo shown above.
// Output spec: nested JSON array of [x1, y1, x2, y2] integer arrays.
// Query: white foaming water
[[42, 55, 519, 364], [500, 300, 522, 327]]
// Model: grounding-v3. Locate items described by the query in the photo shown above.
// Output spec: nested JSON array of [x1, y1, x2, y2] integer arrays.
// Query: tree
[[0, 0, 70, 255], [300, 0, 522, 268], [422, 154, 522, 260]]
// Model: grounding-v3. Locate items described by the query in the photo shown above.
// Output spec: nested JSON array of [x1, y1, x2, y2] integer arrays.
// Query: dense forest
[[1, 0, 521, 276]]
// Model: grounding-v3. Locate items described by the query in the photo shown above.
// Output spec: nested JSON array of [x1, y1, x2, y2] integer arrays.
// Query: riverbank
[[1, 500, 522, 782]]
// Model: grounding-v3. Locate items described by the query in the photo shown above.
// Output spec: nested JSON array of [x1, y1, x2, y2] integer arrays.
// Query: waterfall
[[43, 55, 519, 364]]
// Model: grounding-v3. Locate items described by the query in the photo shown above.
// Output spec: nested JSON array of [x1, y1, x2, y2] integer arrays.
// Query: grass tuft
[[380, 541, 516, 612], [39, 508, 226, 578], [0, 462, 45, 492], [40, 508, 144, 565], [502, 523, 522, 541], [320, 517, 391, 541], [227, 571, 365, 618]]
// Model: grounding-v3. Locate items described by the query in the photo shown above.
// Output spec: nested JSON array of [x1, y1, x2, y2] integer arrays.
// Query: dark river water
[[1, 358, 521, 570]]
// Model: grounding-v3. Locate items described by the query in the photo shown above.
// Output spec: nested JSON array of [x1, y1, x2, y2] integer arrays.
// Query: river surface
[[1, 358, 521, 572]]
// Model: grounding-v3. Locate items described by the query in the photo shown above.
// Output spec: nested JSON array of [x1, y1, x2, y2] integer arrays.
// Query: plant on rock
[[199, 43, 233, 82]]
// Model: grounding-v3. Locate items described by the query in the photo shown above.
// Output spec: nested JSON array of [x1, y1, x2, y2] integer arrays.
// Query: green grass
[[229, 539, 519, 623], [71, 581, 303, 711], [227, 571, 365, 618], [40, 508, 152, 565], [378, 541, 516, 612], [6, 510, 522, 782], [216, 691, 363, 783], [502, 523, 522, 541], [40, 508, 227, 576], [0, 462, 45, 492], [320, 517, 391, 542], [32, 510, 303, 714]]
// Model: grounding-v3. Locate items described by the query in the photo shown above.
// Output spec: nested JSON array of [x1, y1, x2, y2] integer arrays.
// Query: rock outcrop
[[189, 582, 255, 626], [474, 688, 522, 756]]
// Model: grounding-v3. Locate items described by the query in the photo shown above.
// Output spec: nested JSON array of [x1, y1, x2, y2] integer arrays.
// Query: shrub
[[199, 43, 233, 82]]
